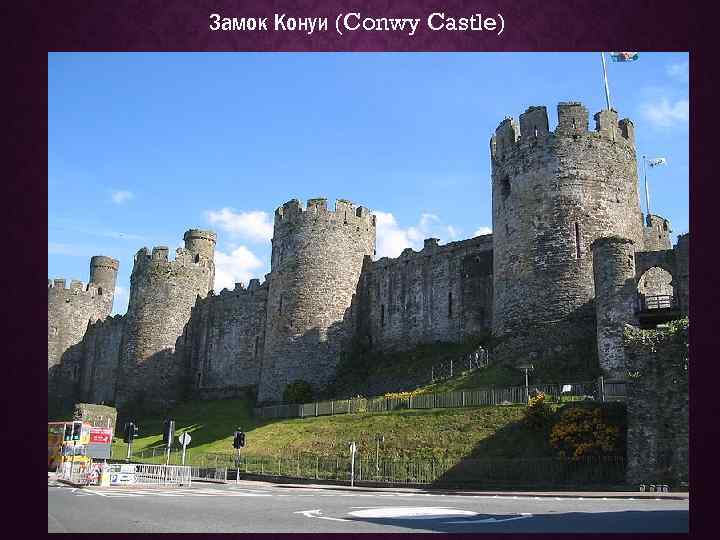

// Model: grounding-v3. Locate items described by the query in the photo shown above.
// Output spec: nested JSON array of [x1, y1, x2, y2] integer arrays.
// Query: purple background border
[[3, 2, 714, 538]]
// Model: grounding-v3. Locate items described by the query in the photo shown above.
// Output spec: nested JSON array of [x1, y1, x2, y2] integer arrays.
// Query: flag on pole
[[610, 52, 639, 62], [647, 157, 667, 167]]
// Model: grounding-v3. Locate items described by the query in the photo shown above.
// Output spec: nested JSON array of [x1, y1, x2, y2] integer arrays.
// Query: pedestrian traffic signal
[[71, 421, 82, 441], [132, 423, 139, 440], [233, 431, 245, 449], [63, 423, 73, 441]]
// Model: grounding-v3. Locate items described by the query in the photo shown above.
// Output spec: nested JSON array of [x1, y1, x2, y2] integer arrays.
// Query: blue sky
[[48, 52, 689, 314]]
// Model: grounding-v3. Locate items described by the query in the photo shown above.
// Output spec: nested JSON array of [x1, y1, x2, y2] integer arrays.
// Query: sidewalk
[[233, 477, 689, 501]]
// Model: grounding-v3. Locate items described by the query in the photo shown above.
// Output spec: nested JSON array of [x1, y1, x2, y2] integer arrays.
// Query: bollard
[[640, 484, 646, 491], [649, 484, 656, 492]]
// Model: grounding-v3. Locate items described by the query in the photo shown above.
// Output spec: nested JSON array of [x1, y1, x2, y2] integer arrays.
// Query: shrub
[[283, 380, 314, 404], [549, 405, 622, 458], [523, 390, 552, 429]]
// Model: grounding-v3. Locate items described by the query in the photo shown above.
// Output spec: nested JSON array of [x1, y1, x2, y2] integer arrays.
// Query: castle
[[48, 102, 689, 415]]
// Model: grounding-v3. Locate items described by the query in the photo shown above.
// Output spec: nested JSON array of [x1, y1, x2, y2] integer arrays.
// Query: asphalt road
[[48, 479, 689, 533]]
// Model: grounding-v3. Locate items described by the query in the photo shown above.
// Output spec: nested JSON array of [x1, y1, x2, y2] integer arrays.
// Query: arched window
[[638, 266, 674, 310]]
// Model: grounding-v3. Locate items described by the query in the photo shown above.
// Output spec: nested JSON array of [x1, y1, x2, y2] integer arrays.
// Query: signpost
[[349, 441, 357, 487], [178, 432, 192, 466]]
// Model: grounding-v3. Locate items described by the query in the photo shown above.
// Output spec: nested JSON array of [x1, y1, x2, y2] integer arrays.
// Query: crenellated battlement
[[192, 279, 269, 312], [273, 198, 376, 230], [490, 102, 635, 161], [369, 234, 493, 272], [48, 277, 107, 299], [132, 244, 214, 272]]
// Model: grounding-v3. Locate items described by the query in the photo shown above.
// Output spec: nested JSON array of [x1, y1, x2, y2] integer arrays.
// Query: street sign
[[179, 432, 191, 446]]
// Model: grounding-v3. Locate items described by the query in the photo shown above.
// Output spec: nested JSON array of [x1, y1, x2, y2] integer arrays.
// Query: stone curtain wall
[[79, 314, 125, 405], [490, 103, 644, 373], [624, 320, 688, 487], [182, 280, 268, 397], [48, 256, 118, 415], [115, 231, 216, 413], [257, 199, 376, 403], [354, 235, 493, 352]]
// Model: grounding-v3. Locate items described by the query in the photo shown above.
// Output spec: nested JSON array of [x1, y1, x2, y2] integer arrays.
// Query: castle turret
[[257, 198, 376, 402], [48, 255, 119, 415], [89, 255, 120, 295], [591, 236, 638, 378], [643, 214, 672, 251], [490, 103, 644, 376], [115, 229, 216, 413]]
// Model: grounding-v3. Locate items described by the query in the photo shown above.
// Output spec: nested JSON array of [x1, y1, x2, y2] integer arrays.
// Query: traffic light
[[233, 430, 245, 449], [123, 421, 138, 443], [71, 421, 82, 441], [163, 419, 175, 447], [63, 423, 73, 441]]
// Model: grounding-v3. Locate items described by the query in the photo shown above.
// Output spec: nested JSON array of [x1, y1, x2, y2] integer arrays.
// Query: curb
[[233, 476, 689, 501]]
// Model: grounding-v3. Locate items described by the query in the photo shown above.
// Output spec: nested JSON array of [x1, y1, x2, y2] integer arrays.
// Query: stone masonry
[[490, 104, 644, 374], [48, 101, 689, 415]]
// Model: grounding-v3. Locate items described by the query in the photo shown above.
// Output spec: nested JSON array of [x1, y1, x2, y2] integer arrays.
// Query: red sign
[[89, 427, 113, 444]]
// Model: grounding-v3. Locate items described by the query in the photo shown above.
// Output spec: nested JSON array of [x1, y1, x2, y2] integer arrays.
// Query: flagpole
[[642, 154, 651, 222], [601, 52, 612, 110]]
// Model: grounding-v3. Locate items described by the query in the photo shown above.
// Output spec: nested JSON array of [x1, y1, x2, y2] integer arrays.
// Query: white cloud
[[205, 208, 273, 243], [666, 60, 688, 82], [473, 226, 492, 237], [641, 97, 689, 128], [374, 211, 462, 259], [114, 285, 127, 298], [48, 242, 94, 257], [213, 246, 264, 292], [111, 190, 134, 204]]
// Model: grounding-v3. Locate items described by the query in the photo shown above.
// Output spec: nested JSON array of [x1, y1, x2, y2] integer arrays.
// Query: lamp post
[[516, 363, 534, 403]]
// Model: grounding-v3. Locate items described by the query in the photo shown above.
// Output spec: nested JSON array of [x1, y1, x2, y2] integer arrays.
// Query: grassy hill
[[112, 395, 623, 465]]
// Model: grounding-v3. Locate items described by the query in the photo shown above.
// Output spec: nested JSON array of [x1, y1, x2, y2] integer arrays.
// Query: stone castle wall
[[79, 314, 125, 405], [182, 279, 268, 398], [490, 103, 645, 373], [353, 235, 493, 352], [624, 321, 688, 487], [115, 231, 216, 413], [48, 256, 118, 412], [257, 199, 376, 402], [48, 101, 689, 420]]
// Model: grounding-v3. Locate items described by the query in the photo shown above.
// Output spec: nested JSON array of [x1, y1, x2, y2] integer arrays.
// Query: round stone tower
[[257, 198, 376, 403], [90, 255, 120, 295], [490, 103, 644, 376], [591, 236, 638, 378], [115, 229, 216, 413]]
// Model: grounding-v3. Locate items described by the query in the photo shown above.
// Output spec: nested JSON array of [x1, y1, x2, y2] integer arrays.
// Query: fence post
[[450, 359, 453, 378], [315, 456, 319, 480], [315, 402, 318, 417], [462, 391, 466, 407], [331, 401, 334, 415]]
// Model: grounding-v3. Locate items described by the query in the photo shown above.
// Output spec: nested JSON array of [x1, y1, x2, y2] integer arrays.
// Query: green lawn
[[112, 397, 560, 462]]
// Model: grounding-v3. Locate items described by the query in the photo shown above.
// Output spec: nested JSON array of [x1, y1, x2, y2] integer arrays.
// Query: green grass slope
[[112, 396, 624, 464]]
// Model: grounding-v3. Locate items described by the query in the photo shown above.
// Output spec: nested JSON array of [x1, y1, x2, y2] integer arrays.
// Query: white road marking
[[443, 513, 533, 525], [294, 509, 351, 522], [348, 507, 477, 520]]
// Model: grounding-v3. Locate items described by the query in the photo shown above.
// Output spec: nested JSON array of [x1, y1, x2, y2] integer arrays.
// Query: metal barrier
[[190, 467, 228, 482], [255, 380, 617, 420], [133, 464, 192, 486]]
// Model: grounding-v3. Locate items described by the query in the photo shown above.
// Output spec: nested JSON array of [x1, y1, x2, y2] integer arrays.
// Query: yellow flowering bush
[[549, 406, 621, 458], [523, 390, 552, 429]]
